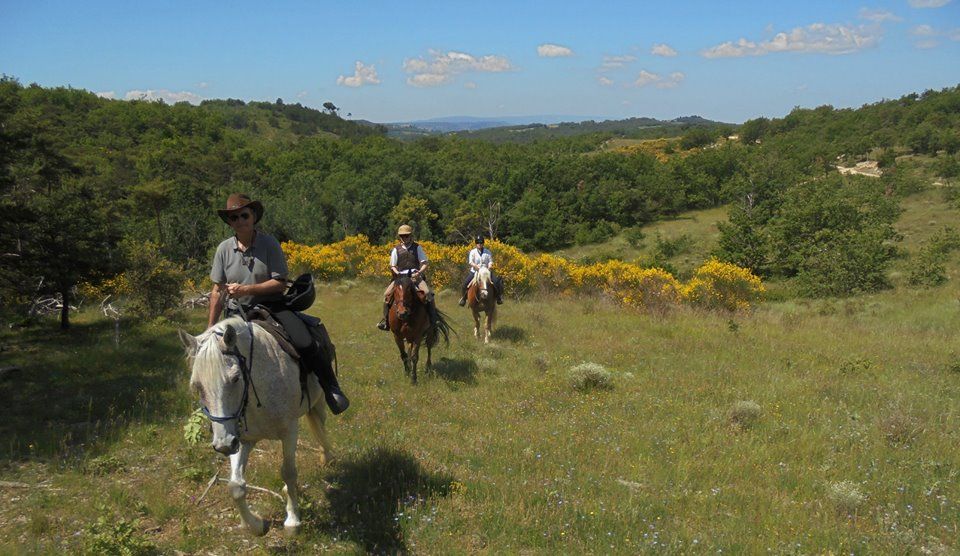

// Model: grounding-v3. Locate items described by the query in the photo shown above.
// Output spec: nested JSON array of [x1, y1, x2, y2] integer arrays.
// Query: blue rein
[[200, 322, 262, 430]]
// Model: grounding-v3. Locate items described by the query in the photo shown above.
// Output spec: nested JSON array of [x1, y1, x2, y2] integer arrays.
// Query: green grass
[[1, 278, 959, 553]]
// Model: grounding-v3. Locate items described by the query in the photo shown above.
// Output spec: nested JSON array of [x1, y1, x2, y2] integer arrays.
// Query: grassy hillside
[[2, 275, 959, 553], [554, 205, 729, 279]]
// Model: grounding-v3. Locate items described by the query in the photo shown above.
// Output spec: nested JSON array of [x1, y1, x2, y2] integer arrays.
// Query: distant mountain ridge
[[385, 114, 729, 140]]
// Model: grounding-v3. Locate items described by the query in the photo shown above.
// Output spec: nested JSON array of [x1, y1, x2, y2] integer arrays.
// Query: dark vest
[[396, 242, 421, 272]]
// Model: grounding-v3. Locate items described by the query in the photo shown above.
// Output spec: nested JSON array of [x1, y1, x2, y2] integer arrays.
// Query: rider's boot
[[376, 302, 390, 331], [304, 343, 349, 415]]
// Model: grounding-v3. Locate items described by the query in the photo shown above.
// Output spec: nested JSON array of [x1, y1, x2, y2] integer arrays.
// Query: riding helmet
[[283, 273, 316, 311], [474, 234, 485, 244]]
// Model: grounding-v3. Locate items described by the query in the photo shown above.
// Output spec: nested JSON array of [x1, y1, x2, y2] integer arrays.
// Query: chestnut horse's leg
[[394, 333, 409, 375], [409, 339, 419, 384]]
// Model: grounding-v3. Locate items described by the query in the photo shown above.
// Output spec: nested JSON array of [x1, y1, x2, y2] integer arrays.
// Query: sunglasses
[[228, 212, 252, 222]]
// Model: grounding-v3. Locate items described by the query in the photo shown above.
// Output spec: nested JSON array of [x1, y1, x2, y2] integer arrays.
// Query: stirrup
[[376, 319, 389, 331], [458, 297, 466, 306]]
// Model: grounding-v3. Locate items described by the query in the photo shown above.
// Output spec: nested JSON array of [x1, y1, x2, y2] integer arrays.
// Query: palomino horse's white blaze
[[469, 266, 496, 344], [179, 317, 331, 536]]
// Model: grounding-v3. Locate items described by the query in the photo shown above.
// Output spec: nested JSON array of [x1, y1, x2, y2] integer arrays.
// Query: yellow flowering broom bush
[[683, 258, 765, 311], [284, 236, 763, 312]]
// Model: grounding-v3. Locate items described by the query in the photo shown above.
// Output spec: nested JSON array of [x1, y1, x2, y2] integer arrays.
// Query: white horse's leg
[[229, 440, 269, 536], [484, 312, 492, 344], [280, 428, 302, 534], [472, 309, 481, 339]]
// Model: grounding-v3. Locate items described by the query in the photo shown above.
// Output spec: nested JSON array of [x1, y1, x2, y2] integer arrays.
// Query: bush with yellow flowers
[[284, 236, 762, 312], [682, 258, 765, 311]]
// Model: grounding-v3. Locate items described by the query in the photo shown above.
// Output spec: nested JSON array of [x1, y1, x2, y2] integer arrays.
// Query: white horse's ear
[[221, 324, 237, 350], [178, 329, 199, 356]]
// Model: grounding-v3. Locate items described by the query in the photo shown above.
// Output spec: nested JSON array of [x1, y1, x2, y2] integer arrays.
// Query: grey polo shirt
[[210, 232, 288, 306]]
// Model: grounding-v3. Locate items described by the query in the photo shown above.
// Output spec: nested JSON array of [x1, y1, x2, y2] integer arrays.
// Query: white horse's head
[[475, 266, 492, 300], [178, 317, 251, 456]]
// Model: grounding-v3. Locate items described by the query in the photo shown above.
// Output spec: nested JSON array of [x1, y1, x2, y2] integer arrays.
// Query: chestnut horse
[[467, 266, 496, 344], [388, 275, 451, 384]]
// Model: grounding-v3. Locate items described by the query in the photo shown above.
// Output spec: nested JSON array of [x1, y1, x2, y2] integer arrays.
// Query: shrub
[[653, 232, 693, 259], [568, 362, 614, 391], [827, 480, 866, 515], [908, 249, 948, 287], [683, 258, 765, 311], [122, 241, 187, 319], [622, 226, 646, 248], [282, 235, 761, 311], [729, 400, 761, 429], [81, 515, 157, 556]]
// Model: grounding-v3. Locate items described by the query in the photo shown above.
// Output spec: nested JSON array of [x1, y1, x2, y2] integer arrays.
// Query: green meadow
[[2, 249, 959, 554]]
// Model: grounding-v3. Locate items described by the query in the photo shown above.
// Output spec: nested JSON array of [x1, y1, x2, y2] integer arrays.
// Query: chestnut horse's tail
[[426, 307, 453, 349]]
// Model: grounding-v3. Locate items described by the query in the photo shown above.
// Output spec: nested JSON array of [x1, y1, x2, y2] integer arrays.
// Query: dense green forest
[[2, 76, 959, 324]]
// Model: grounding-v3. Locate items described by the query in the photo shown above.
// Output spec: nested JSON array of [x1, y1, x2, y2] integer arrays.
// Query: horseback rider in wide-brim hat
[[377, 224, 438, 330], [209, 192, 349, 415]]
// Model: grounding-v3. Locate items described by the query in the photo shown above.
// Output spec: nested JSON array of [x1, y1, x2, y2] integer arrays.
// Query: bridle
[[200, 322, 262, 430]]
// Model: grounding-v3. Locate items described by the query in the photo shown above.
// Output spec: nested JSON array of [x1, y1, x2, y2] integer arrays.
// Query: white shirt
[[468, 247, 493, 269]]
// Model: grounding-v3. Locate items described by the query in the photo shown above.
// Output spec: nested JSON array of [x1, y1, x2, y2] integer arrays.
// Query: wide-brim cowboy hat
[[217, 193, 264, 224]]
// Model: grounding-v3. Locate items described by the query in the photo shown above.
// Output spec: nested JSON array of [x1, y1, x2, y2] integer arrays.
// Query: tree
[[322, 102, 340, 117], [388, 196, 438, 241]]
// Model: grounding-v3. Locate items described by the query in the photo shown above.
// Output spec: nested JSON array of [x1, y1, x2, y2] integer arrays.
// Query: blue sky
[[2, 0, 958, 123]]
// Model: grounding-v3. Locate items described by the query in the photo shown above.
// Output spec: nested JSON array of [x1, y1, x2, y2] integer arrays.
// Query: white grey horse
[[178, 316, 330, 535]]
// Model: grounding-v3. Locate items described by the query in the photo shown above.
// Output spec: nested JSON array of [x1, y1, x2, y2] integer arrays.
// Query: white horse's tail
[[304, 404, 330, 465]]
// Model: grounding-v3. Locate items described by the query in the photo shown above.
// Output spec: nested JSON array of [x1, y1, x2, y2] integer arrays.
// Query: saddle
[[245, 306, 338, 397]]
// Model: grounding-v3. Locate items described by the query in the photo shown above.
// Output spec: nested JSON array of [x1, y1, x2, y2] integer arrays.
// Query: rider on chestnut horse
[[458, 235, 504, 307], [377, 224, 440, 330]]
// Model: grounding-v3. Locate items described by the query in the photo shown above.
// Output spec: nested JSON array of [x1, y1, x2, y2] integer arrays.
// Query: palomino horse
[[178, 317, 331, 536], [467, 266, 497, 344], [388, 275, 450, 384]]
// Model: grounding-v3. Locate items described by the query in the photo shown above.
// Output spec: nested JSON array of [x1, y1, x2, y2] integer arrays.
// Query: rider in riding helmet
[[458, 234, 504, 306], [209, 193, 349, 414], [377, 224, 438, 330]]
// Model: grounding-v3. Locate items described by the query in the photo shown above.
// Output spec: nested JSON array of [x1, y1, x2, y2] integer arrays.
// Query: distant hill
[[385, 114, 731, 142], [451, 115, 733, 143]]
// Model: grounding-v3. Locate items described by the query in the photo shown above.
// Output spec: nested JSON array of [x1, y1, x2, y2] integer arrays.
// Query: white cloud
[[296, 90, 309, 99], [858, 8, 901, 22], [337, 61, 380, 87], [464, 81, 478, 89], [403, 49, 512, 87], [538, 43, 574, 57], [599, 54, 637, 71], [598, 76, 614, 86], [908, 24, 960, 47], [124, 89, 203, 104], [651, 43, 678, 57], [658, 72, 685, 88], [702, 23, 882, 58], [634, 70, 661, 87], [96, 91, 116, 99], [197, 81, 209, 89], [633, 70, 685, 89], [908, 0, 950, 7]]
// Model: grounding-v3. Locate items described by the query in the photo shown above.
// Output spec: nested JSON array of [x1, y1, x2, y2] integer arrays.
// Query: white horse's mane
[[192, 316, 251, 389], [471, 266, 492, 288]]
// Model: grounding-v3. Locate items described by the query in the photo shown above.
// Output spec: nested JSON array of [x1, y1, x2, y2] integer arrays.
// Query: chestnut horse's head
[[475, 267, 492, 301], [393, 275, 417, 322]]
